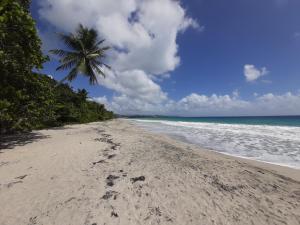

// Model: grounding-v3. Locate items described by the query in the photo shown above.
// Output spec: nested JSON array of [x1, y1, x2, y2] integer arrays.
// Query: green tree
[[15, 0, 30, 11], [0, 0, 48, 133], [50, 24, 111, 85], [0, 0, 46, 74], [0, 1, 114, 134]]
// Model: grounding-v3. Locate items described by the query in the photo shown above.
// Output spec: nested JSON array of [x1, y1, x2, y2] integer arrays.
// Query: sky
[[31, 0, 300, 116]]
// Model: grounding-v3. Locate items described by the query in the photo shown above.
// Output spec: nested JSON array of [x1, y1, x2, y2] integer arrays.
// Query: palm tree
[[50, 24, 110, 85]]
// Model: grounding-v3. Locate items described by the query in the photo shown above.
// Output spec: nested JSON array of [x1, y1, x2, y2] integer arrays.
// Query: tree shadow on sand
[[0, 132, 50, 151]]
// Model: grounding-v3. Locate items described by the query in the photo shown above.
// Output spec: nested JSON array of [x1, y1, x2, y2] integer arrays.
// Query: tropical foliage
[[0, 0, 114, 134], [50, 24, 110, 85]]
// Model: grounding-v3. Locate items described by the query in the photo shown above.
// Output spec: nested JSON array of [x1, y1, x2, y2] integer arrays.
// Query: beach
[[0, 119, 299, 225]]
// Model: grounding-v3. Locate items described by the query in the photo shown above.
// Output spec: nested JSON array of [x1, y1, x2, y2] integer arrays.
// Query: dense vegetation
[[0, 0, 114, 134]]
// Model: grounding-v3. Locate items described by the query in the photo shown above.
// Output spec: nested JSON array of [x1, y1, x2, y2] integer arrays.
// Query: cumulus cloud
[[170, 93, 250, 116], [97, 69, 168, 104], [93, 91, 300, 116], [244, 64, 269, 82], [91, 96, 110, 108], [38, 0, 199, 109]]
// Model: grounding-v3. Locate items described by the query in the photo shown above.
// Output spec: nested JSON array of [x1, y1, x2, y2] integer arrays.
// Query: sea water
[[130, 116, 300, 169]]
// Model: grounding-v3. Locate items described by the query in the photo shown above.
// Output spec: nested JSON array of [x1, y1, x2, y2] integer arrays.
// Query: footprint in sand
[[111, 211, 118, 217], [92, 160, 106, 165], [102, 190, 119, 200], [15, 175, 27, 180], [107, 154, 116, 159], [130, 176, 145, 183], [106, 175, 119, 187], [111, 143, 120, 151]]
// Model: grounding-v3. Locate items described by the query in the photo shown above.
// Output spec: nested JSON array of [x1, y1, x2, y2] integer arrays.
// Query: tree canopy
[[50, 24, 111, 85], [0, 0, 114, 134]]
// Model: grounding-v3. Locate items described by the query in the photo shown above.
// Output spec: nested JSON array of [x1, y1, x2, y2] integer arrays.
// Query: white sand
[[0, 119, 299, 225]]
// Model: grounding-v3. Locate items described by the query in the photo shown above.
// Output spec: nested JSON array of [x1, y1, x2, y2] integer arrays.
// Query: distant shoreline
[[127, 115, 300, 127]]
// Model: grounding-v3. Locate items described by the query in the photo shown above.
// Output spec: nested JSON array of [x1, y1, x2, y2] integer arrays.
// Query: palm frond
[[49, 49, 72, 57], [100, 46, 110, 51], [60, 53, 81, 63], [52, 24, 110, 85], [57, 33, 81, 50], [56, 59, 78, 71], [79, 40, 87, 53], [91, 62, 106, 78], [102, 63, 111, 69], [93, 60, 111, 70], [84, 62, 98, 85], [85, 29, 98, 49], [95, 39, 105, 47], [90, 46, 110, 56], [76, 24, 97, 50], [58, 66, 78, 84], [66, 67, 79, 82]]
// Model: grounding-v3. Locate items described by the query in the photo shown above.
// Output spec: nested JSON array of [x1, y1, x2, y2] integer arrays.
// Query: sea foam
[[131, 119, 300, 169]]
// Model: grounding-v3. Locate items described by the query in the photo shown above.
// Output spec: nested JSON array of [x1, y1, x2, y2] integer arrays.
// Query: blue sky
[[31, 0, 300, 116]]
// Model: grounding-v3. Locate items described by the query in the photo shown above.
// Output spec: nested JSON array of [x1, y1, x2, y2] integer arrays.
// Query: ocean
[[130, 116, 300, 169]]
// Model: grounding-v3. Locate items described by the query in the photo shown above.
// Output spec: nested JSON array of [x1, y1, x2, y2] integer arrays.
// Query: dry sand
[[0, 119, 299, 225]]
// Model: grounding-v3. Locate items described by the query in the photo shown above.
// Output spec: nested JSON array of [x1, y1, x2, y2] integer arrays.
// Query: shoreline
[[168, 131, 300, 177], [0, 119, 299, 225], [127, 119, 300, 182], [163, 129, 300, 170], [129, 118, 300, 171]]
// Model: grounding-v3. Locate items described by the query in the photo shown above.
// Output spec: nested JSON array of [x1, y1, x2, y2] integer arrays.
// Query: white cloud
[[38, 0, 199, 110], [169, 93, 250, 116], [244, 64, 269, 82], [97, 69, 168, 104], [254, 92, 300, 114], [232, 89, 239, 99], [180, 17, 201, 32], [47, 74, 53, 79], [92, 96, 110, 107], [94, 91, 300, 116]]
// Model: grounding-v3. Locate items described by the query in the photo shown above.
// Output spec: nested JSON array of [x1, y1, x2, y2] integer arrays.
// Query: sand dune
[[0, 119, 299, 225]]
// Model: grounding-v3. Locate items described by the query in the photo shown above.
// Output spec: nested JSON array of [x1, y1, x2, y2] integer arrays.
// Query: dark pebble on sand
[[107, 181, 114, 186], [102, 191, 118, 200], [130, 176, 145, 183], [111, 212, 118, 217], [107, 175, 119, 180], [108, 154, 116, 159], [106, 175, 119, 186], [92, 160, 106, 165], [15, 175, 27, 180]]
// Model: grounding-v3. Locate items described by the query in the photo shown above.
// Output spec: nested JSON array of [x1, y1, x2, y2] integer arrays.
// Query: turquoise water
[[131, 116, 300, 127], [131, 116, 300, 168]]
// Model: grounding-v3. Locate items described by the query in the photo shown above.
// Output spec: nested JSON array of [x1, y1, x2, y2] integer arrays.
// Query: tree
[[15, 0, 30, 11], [0, 0, 49, 133], [0, 1, 114, 134], [50, 24, 111, 85], [0, 0, 46, 74]]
